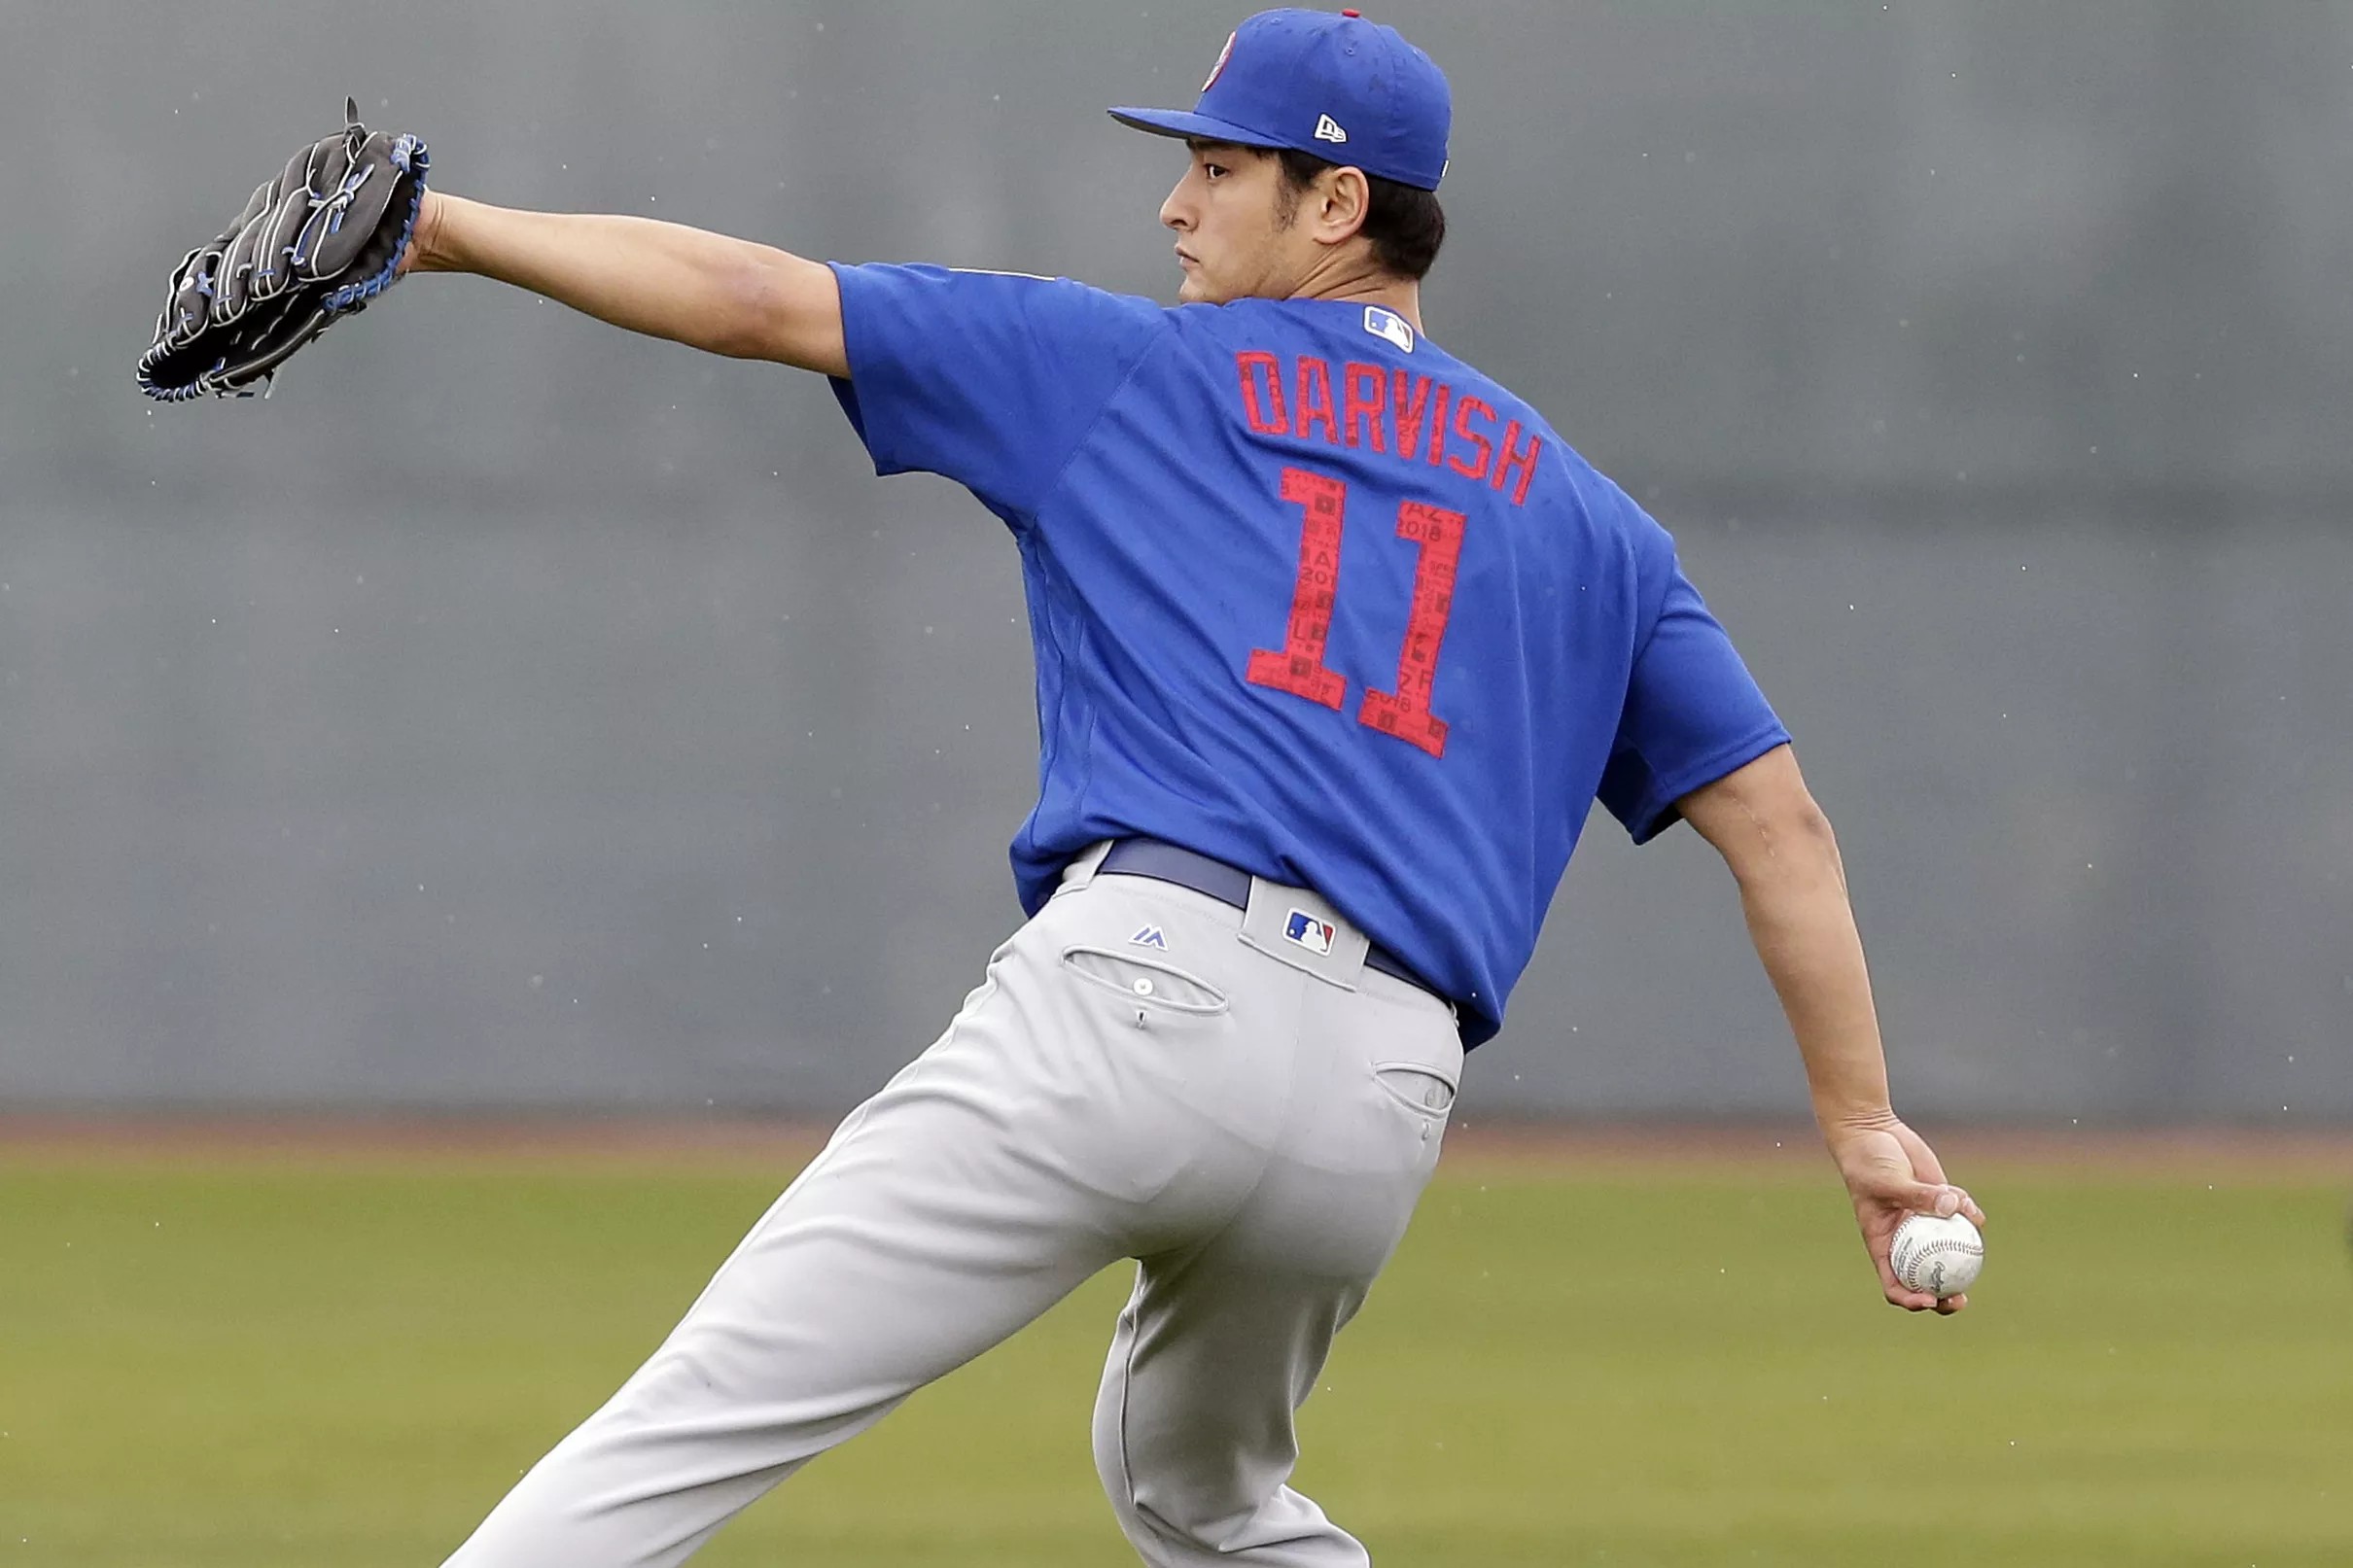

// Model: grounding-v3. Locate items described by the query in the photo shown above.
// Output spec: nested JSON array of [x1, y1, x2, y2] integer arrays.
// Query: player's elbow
[[1682, 746, 1842, 887], [1750, 788, 1845, 901], [1778, 793, 1841, 867]]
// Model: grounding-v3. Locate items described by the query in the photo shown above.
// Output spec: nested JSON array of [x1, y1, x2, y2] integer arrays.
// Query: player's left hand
[[393, 188, 449, 279], [1824, 1116, 1984, 1315], [137, 98, 429, 401]]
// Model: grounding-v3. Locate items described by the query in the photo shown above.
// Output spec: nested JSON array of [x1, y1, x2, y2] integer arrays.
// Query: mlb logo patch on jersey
[[1282, 909, 1336, 956], [1362, 305, 1415, 354], [1129, 924, 1168, 951]]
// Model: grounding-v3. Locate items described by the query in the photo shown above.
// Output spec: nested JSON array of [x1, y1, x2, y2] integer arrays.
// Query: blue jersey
[[828, 264, 1789, 1045]]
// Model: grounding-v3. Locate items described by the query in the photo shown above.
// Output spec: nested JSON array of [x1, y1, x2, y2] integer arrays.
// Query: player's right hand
[[1824, 1115, 1985, 1315]]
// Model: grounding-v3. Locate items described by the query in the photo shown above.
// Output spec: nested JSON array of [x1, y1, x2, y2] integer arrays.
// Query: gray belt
[[1097, 838, 1444, 1001]]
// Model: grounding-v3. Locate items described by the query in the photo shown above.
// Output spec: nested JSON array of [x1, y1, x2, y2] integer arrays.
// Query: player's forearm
[[1730, 820, 1899, 1134], [1679, 749, 1900, 1136], [408, 192, 848, 374]]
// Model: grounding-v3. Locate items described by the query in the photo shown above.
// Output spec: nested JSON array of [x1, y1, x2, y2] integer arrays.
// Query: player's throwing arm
[[1680, 749, 1986, 1312]]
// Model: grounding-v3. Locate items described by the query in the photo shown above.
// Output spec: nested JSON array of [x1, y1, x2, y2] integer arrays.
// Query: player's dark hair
[[1274, 148, 1447, 281]]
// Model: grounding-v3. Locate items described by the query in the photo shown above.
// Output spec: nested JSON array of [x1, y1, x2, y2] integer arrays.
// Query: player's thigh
[[1255, 970, 1460, 1275], [1095, 979, 1459, 1475], [640, 956, 1159, 1406]]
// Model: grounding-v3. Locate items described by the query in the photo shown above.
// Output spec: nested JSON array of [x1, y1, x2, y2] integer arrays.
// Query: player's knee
[[1095, 1410, 1250, 1550], [1093, 1384, 1187, 1532]]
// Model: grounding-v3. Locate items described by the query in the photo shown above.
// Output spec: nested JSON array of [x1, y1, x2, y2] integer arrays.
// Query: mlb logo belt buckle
[[1095, 837, 1441, 1001], [1239, 879, 1370, 990], [1282, 908, 1337, 956]]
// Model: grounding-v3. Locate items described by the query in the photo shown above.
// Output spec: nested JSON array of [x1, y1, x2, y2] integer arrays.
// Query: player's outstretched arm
[[401, 191, 848, 376], [1677, 746, 1986, 1314]]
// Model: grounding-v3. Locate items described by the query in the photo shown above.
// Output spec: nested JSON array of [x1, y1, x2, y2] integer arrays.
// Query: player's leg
[[439, 858, 1300, 1568], [1091, 970, 1459, 1568], [438, 925, 1159, 1568]]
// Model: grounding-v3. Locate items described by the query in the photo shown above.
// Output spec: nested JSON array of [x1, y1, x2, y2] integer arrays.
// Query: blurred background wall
[[2, 0, 2347, 1120]]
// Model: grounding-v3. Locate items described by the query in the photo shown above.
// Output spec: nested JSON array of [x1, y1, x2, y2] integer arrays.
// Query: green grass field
[[3, 1136, 2348, 1566]]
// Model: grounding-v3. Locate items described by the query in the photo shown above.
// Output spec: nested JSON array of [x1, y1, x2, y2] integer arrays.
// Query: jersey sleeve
[[826, 263, 1167, 522], [1597, 553, 1792, 844]]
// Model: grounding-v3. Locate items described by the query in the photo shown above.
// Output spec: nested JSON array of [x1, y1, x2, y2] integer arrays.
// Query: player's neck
[[1286, 259, 1424, 334]]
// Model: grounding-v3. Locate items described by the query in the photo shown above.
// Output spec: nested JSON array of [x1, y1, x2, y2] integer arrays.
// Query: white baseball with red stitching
[[1890, 1212, 1984, 1298]]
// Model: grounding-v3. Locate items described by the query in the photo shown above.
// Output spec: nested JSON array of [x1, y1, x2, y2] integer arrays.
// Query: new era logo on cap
[[1283, 909, 1336, 956], [1107, 8, 1454, 192]]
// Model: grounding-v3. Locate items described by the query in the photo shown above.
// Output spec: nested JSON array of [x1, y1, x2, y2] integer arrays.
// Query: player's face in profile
[[1161, 143, 1313, 305]]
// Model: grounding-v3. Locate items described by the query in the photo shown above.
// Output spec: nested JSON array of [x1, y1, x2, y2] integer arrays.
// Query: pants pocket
[[1060, 946, 1231, 1020], [1372, 1062, 1458, 1118]]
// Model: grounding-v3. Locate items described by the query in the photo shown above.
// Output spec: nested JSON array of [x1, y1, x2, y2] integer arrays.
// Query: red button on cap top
[[1341, 8, 1360, 16]]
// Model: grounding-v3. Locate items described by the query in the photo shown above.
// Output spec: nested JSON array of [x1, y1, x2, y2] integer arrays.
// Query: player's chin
[[1174, 264, 1242, 306]]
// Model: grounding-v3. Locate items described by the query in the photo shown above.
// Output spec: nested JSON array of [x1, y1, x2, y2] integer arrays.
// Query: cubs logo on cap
[[1202, 30, 1237, 92], [1108, 8, 1453, 192]]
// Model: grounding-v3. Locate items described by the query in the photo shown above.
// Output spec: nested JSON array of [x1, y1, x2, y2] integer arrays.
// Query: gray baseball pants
[[440, 843, 1462, 1567]]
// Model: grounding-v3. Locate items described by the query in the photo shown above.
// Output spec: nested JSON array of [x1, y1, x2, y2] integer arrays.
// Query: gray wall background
[[3, 1, 2348, 1120]]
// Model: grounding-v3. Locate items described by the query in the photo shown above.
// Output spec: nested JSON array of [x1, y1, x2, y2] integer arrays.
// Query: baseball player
[[370, 9, 1984, 1565]]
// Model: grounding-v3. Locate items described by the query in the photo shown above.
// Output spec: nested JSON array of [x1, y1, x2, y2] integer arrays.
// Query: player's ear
[[1314, 166, 1373, 248]]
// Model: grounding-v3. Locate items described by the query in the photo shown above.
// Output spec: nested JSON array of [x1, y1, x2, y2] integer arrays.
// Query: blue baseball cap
[[1108, 8, 1452, 192]]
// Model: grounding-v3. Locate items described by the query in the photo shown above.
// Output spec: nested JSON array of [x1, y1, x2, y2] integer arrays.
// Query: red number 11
[[1245, 466, 1467, 758]]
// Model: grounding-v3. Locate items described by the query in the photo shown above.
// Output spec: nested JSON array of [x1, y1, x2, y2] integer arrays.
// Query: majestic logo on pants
[[1129, 924, 1168, 950], [1282, 909, 1336, 956]]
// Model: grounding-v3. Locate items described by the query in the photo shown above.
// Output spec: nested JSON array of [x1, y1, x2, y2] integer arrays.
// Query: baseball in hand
[[1890, 1212, 1984, 1298]]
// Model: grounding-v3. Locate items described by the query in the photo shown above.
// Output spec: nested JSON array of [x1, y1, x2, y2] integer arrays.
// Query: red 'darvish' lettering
[[1448, 396, 1496, 483], [1342, 363, 1388, 452], [1357, 500, 1468, 758], [1491, 419, 1542, 506], [1237, 351, 1290, 435], [1391, 373, 1435, 463], [1244, 466, 1351, 710], [1293, 357, 1339, 444], [1234, 359, 1539, 509]]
